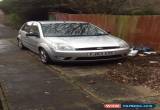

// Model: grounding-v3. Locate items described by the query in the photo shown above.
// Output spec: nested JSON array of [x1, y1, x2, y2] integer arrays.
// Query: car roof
[[28, 21, 88, 24]]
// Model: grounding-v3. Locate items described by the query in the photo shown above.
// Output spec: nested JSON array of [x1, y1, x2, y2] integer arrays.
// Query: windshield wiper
[[95, 33, 109, 36], [45, 33, 109, 37]]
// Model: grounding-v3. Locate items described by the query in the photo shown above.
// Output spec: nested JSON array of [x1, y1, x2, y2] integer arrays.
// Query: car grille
[[75, 55, 122, 60], [76, 46, 120, 51]]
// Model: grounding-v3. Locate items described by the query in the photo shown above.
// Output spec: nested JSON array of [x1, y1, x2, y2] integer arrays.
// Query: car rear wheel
[[39, 48, 51, 64], [18, 39, 25, 49]]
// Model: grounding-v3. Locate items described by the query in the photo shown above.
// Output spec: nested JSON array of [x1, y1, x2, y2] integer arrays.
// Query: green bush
[[5, 13, 24, 29]]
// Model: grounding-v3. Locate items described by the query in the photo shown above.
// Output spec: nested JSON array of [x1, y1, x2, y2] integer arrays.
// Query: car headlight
[[55, 43, 75, 51], [119, 40, 129, 48]]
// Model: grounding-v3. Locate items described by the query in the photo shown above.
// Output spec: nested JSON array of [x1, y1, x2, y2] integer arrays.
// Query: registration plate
[[88, 51, 116, 56]]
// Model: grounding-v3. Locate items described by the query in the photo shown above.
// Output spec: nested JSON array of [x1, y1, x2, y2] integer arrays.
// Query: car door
[[27, 23, 41, 53], [20, 22, 32, 48]]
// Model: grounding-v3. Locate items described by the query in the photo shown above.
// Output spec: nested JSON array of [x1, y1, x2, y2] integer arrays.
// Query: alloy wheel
[[40, 49, 48, 64]]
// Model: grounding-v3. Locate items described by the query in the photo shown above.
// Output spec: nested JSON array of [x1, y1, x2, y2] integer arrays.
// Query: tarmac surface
[[0, 25, 103, 110]]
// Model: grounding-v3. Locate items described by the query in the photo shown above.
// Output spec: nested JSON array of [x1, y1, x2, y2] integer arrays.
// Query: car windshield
[[41, 23, 108, 37]]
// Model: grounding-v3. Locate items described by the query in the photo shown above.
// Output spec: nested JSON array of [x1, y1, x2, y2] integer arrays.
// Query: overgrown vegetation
[[0, 0, 159, 28], [0, 0, 58, 28]]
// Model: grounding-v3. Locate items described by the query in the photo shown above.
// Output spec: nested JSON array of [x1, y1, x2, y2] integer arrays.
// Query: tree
[[0, 0, 158, 28], [67, 0, 128, 14]]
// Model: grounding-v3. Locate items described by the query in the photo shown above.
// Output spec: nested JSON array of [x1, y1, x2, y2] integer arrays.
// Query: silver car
[[17, 21, 130, 64]]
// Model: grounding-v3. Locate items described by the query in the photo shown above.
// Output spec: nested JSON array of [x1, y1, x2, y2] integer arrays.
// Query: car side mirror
[[26, 33, 39, 37]]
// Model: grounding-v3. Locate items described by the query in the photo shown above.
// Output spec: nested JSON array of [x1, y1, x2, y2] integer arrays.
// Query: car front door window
[[28, 25, 40, 52], [30, 26, 40, 37], [22, 24, 31, 33]]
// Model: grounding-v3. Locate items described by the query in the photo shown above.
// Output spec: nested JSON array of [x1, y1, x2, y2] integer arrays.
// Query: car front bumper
[[50, 48, 130, 62]]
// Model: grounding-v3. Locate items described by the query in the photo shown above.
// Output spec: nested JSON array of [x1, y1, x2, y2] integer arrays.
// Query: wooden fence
[[49, 12, 160, 50]]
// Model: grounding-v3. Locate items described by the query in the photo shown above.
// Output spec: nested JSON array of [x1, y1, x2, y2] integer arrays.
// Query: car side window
[[21, 23, 31, 33], [30, 25, 40, 35]]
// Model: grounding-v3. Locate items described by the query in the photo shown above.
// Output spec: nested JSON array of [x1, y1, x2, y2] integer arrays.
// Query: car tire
[[18, 39, 25, 49], [39, 48, 51, 64]]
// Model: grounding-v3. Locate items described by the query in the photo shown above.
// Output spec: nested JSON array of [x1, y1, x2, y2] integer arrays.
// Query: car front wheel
[[39, 48, 51, 64]]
